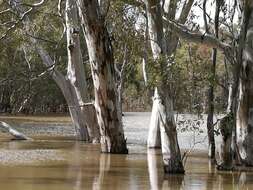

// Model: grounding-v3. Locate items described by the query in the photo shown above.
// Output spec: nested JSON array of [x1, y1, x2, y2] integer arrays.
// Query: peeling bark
[[236, 0, 253, 166], [145, 0, 184, 173], [77, 0, 128, 153], [65, 0, 100, 142]]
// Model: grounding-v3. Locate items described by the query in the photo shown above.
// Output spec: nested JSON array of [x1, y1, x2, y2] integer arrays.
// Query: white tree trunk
[[236, 1, 253, 165], [147, 88, 161, 148], [12, 0, 99, 142], [65, 0, 100, 142], [0, 121, 32, 140], [145, 0, 184, 173]]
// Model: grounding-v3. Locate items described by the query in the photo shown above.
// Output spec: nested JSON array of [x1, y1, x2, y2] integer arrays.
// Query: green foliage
[[0, 0, 230, 114]]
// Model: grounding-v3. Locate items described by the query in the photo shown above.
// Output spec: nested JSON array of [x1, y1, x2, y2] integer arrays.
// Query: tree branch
[[178, 0, 194, 24], [163, 17, 232, 52], [0, 121, 32, 140]]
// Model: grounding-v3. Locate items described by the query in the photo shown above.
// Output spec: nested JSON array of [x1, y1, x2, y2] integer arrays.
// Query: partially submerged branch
[[0, 121, 32, 140]]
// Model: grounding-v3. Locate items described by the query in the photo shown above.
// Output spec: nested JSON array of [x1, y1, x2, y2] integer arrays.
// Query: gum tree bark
[[77, 0, 128, 153], [145, 0, 186, 173], [217, 84, 234, 170], [10, 0, 100, 142], [65, 0, 100, 142], [236, 0, 253, 166]]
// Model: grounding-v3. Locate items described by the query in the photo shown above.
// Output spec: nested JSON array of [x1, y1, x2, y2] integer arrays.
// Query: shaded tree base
[[101, 144, 128, 154], [164, 159, 185, 174], [216, 163, 234, 171]]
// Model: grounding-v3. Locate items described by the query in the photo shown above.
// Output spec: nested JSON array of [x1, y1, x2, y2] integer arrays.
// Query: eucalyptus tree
[[236, 0, 253, 166], [204, 0, 222, 161], [163, 0, 253, 170], [77, 0, 128, 153], [144, 0, 194, 174], [1, 0, 100, 142], [65, 0, 100, 142]]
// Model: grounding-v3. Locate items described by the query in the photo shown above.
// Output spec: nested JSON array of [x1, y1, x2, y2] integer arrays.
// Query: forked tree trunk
[[77, 0, 128, 153], [34, 43, 92, 141], [65, 0, 100, 142], [145, 0, 184, 173], [12, 0, 99, 142], [236, 1, 253, 166], [206, 74, 216, 160], [158, 87, 184, 173]]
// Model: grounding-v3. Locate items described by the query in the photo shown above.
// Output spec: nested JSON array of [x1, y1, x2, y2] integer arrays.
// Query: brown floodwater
[[0, 113, 253, 190], [0, 140, 252, 190]]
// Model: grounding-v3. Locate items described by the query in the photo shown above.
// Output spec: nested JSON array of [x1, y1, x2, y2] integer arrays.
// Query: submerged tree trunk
[[217, 62, 239, 170], [217, 112, 234, 170], [0, 121, 32, 140], [65, 0, 100, 142], [12, 0, 100, 142], [206, 0, 221, 160], [77, 0, 128, 153], [236, 1, 253, 166], [145, 0, 184, 173], [206, 57, 216, 160], [147, 88, 161, 148]]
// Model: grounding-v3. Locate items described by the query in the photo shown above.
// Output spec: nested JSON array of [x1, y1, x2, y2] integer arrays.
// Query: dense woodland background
[[0, 0, 228, 114]]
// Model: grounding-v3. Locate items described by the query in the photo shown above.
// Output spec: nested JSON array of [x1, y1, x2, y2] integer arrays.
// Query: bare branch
[[178, 0, 195, 24], [163, 17, 232, 52]]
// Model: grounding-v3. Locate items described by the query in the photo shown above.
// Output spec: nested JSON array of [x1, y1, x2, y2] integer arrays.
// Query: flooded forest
[[0, 0, 253, 189]]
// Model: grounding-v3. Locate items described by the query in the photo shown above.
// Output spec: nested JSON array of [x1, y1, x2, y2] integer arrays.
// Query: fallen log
[[0, 121, 32, 140]]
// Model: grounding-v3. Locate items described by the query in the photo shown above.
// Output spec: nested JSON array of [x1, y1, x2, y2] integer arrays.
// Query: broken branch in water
[[0, 121, 32, 140]]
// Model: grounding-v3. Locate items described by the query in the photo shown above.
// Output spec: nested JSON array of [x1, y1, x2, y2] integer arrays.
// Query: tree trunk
[[217, 113, 234, 170], [115, 45, 129, 115], [77, 0, 128, 153], [158, 87, 184, 173], [217, 66, 241, 169], [145, 0, 184, 173], [65, 0, 100, 142], [0, 121, 32, 140], [12, 0, 99, 142], [85, 104, 100, 143], [236, 1, 253, 166], [147, 88, 161, 148]]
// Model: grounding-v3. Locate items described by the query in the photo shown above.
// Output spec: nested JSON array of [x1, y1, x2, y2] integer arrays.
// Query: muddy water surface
[[0, 113, 252, 190]]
